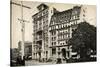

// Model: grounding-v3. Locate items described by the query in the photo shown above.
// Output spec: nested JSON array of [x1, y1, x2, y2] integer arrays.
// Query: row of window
[[33, 51, 48, 56], [33, 20, 48, 31], [51, 14, 79, 23], [34, 19, 77, 32], [50, 14, 79, 26], [50, 24, 70, 30], [50, 19, 70, 26], [58, 28, 70, 34], [59, 42, 65, 45], [33, 9, 48, 21], [33, 15, 48, 27], [70, 15, 79, 20], [50, 21, 77, 30], [58, 34, 70, 40], [33, 25, 48, 31], [55, 12, 71, 20]]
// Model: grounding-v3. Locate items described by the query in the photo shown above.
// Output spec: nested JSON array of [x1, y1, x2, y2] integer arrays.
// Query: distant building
[[24, 41, 32, 57], [10, 48, 19, 60], [18, 41, 32, 57]]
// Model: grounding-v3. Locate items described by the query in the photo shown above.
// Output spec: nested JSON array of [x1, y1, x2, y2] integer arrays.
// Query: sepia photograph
[[10, 0, 96, 66]]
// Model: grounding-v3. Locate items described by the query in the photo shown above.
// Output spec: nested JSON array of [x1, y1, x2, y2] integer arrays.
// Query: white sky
[[11, 0, 96, 48]]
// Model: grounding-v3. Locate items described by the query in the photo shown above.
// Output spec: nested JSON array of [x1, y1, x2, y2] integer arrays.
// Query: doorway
[[62, 48, 66, 58]]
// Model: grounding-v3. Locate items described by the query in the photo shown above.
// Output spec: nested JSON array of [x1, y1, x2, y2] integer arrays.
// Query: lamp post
[[18, 1, 30, 60]]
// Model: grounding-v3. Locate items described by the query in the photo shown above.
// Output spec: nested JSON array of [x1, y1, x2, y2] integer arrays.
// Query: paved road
[[25, 60, 56, 66]]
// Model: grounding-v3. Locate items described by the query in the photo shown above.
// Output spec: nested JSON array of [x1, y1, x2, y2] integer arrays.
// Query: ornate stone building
[[49, 5, 87, 60], [32, 3, 88, 61], [32, 3, 54, 61]]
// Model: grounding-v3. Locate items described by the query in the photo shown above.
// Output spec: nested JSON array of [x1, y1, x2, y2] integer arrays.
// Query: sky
[[11, 0, 96, 48]]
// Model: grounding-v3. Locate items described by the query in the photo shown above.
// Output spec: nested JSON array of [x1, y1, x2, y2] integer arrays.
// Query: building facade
[[18, 41, 32, 58], [49, 6, 87, 60], [24, 41, 32, 57], [32, 3, 88, 61], [32, 3, 54, 61]]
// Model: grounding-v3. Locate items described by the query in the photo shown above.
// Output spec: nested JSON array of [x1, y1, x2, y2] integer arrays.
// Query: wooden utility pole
[[11, 1, 31, 60]]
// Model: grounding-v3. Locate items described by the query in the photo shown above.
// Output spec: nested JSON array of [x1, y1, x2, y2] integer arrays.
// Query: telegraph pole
[[11, 1, 31, 60], [21, 1, 24, 60]]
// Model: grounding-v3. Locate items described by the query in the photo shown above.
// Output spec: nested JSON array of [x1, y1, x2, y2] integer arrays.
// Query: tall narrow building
[[32, 3, 54, 61]]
